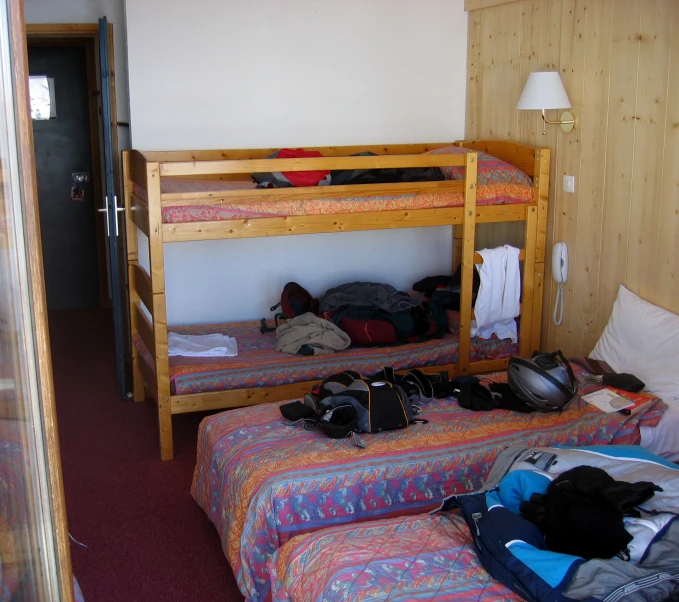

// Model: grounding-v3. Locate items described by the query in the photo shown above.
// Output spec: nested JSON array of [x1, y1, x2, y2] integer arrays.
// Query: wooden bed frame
[[123, 140, 550, 460]]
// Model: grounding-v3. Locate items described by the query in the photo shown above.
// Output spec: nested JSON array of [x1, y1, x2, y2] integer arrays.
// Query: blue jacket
[[441, 445, 679, 602]]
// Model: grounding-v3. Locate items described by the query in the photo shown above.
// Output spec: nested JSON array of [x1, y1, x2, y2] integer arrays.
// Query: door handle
[[113, 196, 124, 236], [98, 196, 125, 236], [97, 196, 110, 236]]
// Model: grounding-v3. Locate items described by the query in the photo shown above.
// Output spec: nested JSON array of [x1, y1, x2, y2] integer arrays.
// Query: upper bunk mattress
[[133, 320, 518, 395], [134, 180, 536, 223]]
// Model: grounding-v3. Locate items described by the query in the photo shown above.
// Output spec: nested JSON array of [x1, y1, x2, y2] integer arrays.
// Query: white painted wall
[[126, 0, 468, 325], [24, 0, 131, 151]]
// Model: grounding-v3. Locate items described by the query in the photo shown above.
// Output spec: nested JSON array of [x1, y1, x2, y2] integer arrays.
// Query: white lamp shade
[[517, 71, 572, 110]]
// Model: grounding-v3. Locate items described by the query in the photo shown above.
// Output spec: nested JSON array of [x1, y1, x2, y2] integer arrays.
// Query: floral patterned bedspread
[[190, 368, 666, 601], [134, 320, 517, 395], [269, 511, 519, 602], [133, 179, 534, 223]]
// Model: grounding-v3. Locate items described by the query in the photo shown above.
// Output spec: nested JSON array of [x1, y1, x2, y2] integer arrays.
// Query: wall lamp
[[517, 71, 576, 135]]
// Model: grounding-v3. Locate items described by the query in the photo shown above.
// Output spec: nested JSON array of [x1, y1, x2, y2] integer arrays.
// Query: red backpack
[[260, 282, 319, 333]]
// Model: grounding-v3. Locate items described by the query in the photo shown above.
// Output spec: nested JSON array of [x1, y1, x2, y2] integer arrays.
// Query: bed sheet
[[641, 396, 679, 461], [269, 511, 518, 602], [133, 180, 535, 223], [190, 367, 666, 602], [134, 320, 517, 395]]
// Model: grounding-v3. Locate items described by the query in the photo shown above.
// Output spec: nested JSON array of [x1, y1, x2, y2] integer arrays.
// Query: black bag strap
[[383, 367, 397, 383], [402, 369, 434, 403], [259, 313, 286, 334]]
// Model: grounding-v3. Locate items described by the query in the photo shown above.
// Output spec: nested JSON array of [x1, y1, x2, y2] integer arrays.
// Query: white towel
[[471, 245, 521, 343], [168, 332, 238, 357]]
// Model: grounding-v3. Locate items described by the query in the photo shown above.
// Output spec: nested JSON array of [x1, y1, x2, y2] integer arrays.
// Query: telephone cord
[[553, 282, 565, 326]]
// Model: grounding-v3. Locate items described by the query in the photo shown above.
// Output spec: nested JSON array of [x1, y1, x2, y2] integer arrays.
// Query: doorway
[[28, 41, 107, 310], [26, 23, 130, 398]]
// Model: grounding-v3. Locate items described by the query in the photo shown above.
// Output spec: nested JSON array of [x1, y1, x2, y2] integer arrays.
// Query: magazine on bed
[[582, 387, 656, 415]]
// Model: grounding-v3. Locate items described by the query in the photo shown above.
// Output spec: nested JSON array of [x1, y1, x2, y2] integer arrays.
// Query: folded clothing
[[168, 332, 238, 357]]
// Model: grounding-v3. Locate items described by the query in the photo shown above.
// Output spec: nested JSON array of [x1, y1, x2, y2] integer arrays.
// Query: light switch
[[563, 175, 575, 193]]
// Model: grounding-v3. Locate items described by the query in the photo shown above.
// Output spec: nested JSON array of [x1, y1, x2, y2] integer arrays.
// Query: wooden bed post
[[452, 227, 463, 273], [518, 206, 537, 358], [145, 161, 173, 460], [457, 152, 478, 374], [123, 151, 145, 403], [531, 149, 550, 354]]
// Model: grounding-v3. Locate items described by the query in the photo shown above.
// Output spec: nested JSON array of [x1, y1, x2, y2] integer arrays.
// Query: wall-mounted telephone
[[552, 242, 568, 284], [552, 242, 568, 326]]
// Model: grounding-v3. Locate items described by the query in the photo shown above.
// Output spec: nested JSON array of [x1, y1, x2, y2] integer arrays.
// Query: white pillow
[[591, 286, 679, 401]]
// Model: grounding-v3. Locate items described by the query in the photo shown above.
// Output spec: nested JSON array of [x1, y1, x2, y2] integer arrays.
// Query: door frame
[[26, 23, 123, 308]]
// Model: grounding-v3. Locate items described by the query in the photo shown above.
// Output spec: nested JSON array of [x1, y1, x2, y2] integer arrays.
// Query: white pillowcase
[[590, 286, 679, 401]]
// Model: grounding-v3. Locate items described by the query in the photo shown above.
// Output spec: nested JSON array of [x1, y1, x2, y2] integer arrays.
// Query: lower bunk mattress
[[133, 320, 518, 395], [190, 366, 667, 602]]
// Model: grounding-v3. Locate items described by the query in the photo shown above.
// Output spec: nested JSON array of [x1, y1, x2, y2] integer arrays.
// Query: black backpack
[[307, 370, 419, 434]]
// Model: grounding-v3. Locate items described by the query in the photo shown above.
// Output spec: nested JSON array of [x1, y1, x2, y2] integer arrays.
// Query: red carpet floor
[[49, 308, 244, 602]]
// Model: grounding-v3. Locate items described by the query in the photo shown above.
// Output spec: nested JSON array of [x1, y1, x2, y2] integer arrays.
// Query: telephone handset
[[552, 242, 568, 284], [552, 242, 568, 325]]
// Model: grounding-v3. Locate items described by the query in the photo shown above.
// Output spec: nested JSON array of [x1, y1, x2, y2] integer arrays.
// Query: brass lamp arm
[[540, 109, 576, 134]]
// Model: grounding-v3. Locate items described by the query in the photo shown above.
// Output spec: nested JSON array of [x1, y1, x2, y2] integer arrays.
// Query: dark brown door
[[29, 44, 101, 310]]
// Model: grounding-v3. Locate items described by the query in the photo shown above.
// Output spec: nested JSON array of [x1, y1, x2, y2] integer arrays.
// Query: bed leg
[[158, 396, 173, 461]]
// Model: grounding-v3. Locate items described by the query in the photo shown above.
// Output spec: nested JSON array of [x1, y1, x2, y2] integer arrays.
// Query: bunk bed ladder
[[144, 162, 172, 460], [123, 153, 173, 460], [122, 152, 146, 404]]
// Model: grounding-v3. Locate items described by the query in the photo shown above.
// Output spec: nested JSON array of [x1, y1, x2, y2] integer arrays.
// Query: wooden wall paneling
[[479, 9, 502, 139], [466, 0, 677, 356], [539, 0, 562, 73], [569, 0, 615, 354], [471, 1, 524, 251], [625, 0, 673, 300], [539, 0, 566, 349], [497, 2, 523, 141], [466, 10, 483, 139], [593, 0, 642, 336], [518, 0, 542, 145], [465, 0, 521, 11], [652, 1, 679, 312], [544, 0, 585, 351]]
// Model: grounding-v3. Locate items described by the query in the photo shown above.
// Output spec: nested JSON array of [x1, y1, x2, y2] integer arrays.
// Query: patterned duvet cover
[[269, 511, 518, 602], [133, 180, 535, 223], [190, 368, 666, 601]]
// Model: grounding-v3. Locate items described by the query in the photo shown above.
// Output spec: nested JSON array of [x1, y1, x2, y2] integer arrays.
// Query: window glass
[[0, 1, 67, 600], [29, 75, 56, 120]]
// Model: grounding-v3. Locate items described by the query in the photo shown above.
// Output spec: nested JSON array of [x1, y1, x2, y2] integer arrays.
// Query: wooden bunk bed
[[122, 140, 550, 460]]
